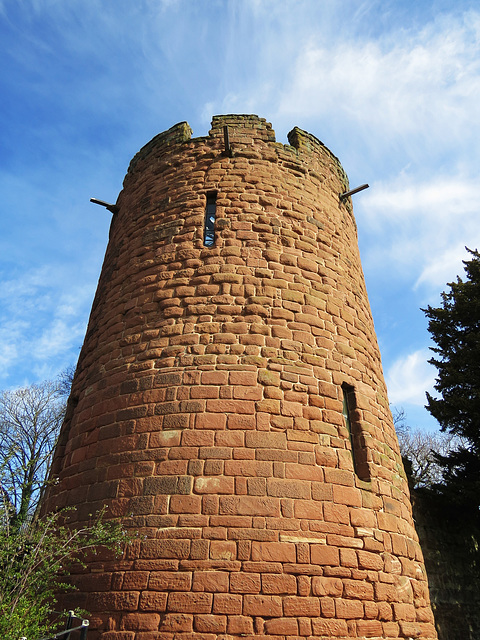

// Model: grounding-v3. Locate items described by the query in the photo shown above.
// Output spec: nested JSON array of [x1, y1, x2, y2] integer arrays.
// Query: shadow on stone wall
[[412, 489, 480, 640]]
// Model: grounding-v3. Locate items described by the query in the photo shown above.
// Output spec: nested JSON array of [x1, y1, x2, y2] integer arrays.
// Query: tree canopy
[[423, 248, 480, 509], [0, 370, 131, 640], [0, 375, 69, 530], [393, 407, 458, 489]]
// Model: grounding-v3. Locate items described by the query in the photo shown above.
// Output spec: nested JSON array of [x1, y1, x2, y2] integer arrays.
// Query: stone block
[[283, 595, 320, 617], [243, 594, 283, 617], [212, 593, 242, 614], [311, 544, 340, 566], [167, 592, 213, 614]]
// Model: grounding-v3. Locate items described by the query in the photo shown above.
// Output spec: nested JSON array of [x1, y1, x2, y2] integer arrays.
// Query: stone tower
[[44, 115, 437, 640]]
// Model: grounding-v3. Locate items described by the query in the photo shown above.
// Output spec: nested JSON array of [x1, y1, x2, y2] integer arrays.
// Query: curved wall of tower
[[45, 115, 437, 639]]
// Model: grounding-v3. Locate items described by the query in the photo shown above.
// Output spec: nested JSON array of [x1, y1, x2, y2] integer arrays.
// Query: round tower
[[45, 115, 437, 640]]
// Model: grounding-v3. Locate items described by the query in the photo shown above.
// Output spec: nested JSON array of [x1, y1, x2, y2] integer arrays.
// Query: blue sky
[[1, 0, 479, 432]]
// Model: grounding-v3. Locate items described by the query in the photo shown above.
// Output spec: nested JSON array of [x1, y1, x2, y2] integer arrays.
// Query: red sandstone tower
[[44, 115, 437, 640]]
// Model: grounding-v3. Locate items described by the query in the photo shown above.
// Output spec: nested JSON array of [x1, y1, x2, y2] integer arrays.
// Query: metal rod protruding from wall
[[223, 125, 231, 155], [339, 184, 369, 200], [90, 198, 119, 214]]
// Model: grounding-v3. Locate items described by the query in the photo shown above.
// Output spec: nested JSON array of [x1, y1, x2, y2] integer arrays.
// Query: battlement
[[127, 114, 348, 190], [127, 121, 193, 173], [210, 113, 276, 142]]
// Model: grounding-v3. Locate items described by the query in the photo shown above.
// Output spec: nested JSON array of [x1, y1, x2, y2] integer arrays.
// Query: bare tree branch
[[0, 376, 68, 529], [393, 406, 464, 489]]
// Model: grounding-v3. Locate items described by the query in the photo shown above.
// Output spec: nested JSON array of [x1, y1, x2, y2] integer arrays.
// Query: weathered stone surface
[[43, 115, 437, 639]]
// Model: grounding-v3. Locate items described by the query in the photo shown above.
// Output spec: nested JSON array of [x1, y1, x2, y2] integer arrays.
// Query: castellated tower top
[[127, 114, 349, 193], [43, 115, 437, 640]]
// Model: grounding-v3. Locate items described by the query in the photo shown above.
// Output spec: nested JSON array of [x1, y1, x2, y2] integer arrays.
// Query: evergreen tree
[[423, 248, 480, 509]]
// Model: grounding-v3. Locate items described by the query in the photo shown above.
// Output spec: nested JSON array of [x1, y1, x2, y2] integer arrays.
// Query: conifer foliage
[[424, 248, 480, 508]]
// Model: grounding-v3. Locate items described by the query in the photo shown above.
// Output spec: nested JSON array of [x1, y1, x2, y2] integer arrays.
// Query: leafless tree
[[393, 407, 462, 489], [0, 378, 69, 529]]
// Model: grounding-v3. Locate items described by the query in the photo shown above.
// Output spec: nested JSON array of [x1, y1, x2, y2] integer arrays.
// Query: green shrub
[[0, 508, 127, 640]]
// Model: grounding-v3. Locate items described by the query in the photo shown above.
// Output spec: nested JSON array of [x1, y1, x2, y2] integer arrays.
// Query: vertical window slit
[[204, 191, 217, 247], [342, 383, 370, 481]]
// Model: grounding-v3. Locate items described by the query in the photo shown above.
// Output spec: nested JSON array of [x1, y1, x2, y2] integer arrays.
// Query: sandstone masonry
[[44, 115, 438, 640]]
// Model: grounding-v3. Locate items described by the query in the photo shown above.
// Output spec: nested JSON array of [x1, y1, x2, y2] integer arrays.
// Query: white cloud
[[363, 177, 479, 221], [0, 267, 92, 383], [414, 245, 472, 292], [277, 11, 480, 157], [386, 349, 436, 406], [0, 322, 23, 380], [357, 173, 480, 293], [33, 317, 85, 361]]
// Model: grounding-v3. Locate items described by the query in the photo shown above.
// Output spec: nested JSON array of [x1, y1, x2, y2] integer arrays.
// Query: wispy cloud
[[386, 349, 436, 406], [0, 267, 92, 384], [33, 317, 85, 361], [363, 176, 479, 223], [415, 245, 473, 292], [358, 173, 480, 293], [276, 11, 480, 158], [0, 320, 23, 379]]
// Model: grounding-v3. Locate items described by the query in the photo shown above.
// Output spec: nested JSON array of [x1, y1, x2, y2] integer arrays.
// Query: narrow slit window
[[342, 384, 370, 481], [204, 191, 217, 247]]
